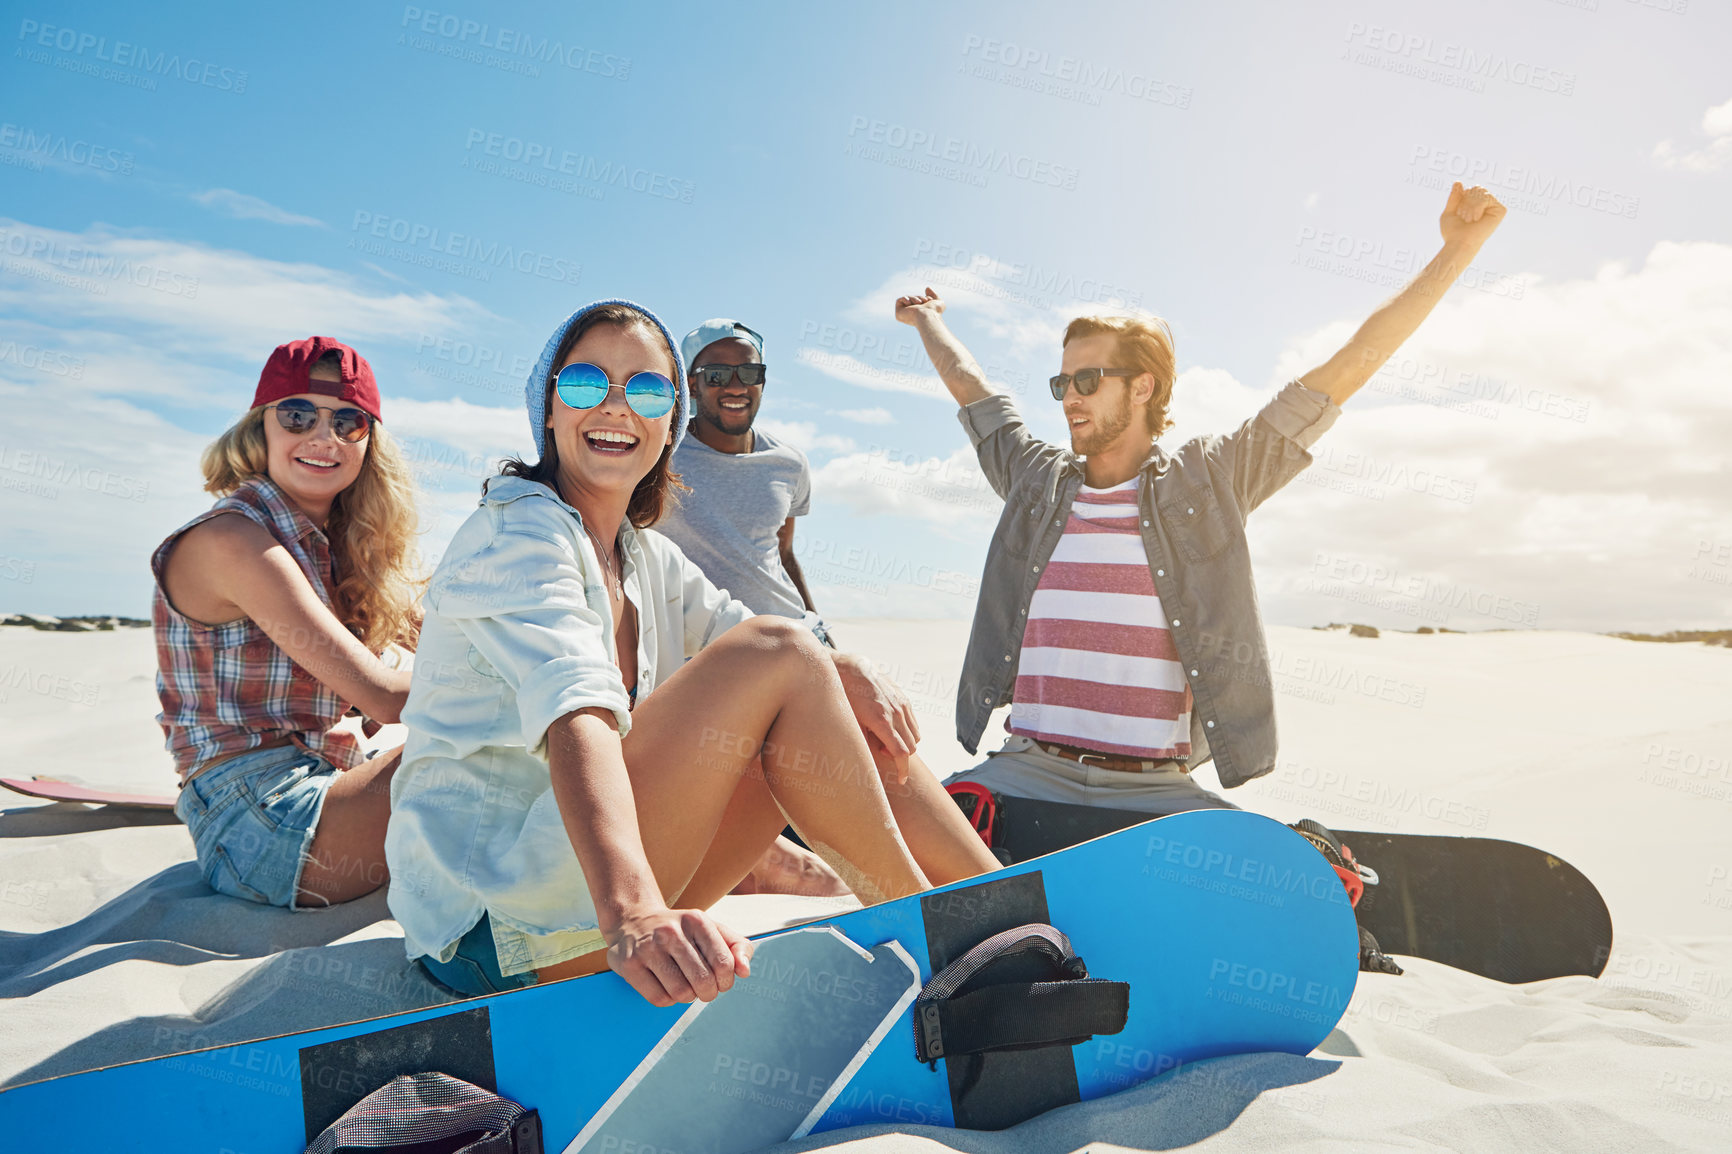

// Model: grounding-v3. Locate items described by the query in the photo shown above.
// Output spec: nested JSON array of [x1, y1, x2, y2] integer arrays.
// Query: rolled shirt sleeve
[[957, 393, 1063, 501], [429, 525, 633, 755], [1225, 380, 1343, 515]]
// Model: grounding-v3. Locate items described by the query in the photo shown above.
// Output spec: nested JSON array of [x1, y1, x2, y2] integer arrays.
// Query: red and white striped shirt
[[1006, 477, 1192, 759]]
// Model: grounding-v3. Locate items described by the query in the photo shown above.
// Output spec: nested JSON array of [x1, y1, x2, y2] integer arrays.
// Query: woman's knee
[[719, 615, 824, 664]]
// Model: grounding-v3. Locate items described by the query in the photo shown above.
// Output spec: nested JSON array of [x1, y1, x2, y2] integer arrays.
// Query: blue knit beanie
[[525, 299, 688, 460]]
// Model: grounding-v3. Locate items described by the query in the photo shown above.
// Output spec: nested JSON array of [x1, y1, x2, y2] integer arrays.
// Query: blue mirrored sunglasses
[[553, 362, 676, 420]]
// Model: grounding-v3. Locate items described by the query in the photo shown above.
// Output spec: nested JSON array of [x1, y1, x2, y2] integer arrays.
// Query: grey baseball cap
[[681, 319, 764, 369]]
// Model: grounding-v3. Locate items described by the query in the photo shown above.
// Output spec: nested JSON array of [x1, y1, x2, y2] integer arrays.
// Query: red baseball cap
[[253, 337, 383, 423]]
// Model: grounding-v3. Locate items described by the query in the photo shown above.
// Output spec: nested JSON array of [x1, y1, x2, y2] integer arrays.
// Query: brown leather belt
[[1033, 740, 1179, 774], [180, 735, 295, 788]]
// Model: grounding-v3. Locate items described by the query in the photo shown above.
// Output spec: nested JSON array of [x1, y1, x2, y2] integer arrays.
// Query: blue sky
[[2, 0, 1728, 632]]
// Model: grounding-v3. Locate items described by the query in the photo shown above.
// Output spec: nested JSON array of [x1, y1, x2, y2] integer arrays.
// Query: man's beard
[[701, 395, 756, 434], [1070, 390, 1135, 457]]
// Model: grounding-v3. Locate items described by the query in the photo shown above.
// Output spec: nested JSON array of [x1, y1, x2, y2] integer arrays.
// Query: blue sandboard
[[0, 809, 1360, 1151]]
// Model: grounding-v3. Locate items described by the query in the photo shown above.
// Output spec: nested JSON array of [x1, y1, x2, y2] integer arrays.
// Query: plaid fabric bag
[[304, 1072, 541, 1154]]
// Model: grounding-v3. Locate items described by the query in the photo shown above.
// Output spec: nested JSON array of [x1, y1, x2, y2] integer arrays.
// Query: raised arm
[[1299, 182, 1507, 407], [893, 288, 996, 407]]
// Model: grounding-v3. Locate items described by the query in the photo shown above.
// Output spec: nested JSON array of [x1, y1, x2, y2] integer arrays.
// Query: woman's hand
[[830, 651, 921, 785], [605, 906, 753, 1007]]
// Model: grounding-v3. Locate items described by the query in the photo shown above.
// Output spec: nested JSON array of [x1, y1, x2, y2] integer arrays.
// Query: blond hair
[[1062, 315, 1178, 439], [200, 406, 423, 653]]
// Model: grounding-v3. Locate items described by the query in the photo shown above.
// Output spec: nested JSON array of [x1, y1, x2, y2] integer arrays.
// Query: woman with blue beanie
[[387, 301, 1000, 1006]]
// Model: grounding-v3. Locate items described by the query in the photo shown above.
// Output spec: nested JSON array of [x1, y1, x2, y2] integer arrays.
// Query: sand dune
[[2, 621, 1729, 1150]]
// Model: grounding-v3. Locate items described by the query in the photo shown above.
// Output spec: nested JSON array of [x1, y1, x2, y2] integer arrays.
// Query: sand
[[2, 621, 1730, 1151]]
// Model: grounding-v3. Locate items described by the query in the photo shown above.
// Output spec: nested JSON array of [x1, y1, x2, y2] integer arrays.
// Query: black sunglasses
[[1049, 367, 1138, 401], [693, 363, 767, 388], [265, 398, 373, 443]]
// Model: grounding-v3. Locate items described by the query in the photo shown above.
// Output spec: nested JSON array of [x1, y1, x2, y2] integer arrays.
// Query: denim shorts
[[175, 743, 338, 910], [418, 913, 539, 997]]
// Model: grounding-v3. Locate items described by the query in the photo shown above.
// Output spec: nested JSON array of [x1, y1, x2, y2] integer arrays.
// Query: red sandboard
[[0, 776, 177, 810]]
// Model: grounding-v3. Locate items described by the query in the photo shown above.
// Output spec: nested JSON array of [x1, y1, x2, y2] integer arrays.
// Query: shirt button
[[1172, 619, 1181, 627], [1142, 520, 1150, 527], [1156, 569, 1165, 577], [983, 695, 992, 704], [1206, 720, 1215, 728], [1190, 669, 1199, 676], [1019, 608, 1027, 616], [1003, 654, 1012, 662], [1032, 565, 1041, 573], [1187, 507, 1195, 515]]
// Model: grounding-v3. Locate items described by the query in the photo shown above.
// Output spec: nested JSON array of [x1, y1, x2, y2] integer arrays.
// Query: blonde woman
[[154, 338, 421, 909]]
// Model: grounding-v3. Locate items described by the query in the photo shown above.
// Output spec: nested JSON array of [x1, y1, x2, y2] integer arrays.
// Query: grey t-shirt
[[659, 427, 812, 619]]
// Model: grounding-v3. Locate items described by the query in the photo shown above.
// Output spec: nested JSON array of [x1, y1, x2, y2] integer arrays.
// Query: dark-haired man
[[896, 183, 1506, 817], [658, 319, 846, 896], [657, 319, 830, 641]]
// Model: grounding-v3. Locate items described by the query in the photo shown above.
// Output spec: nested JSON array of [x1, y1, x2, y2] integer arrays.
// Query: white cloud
[[793, 346, 948, 402], [0, 380, 214, 613], [812, 445, 999, 538], [191, 189, 325, 228], [0, 217, 490, 367], [812, 239, 1732, 631], [1652, 96, 1732, 172], [1255, 240, 1732, 632], [832, 407, 895, 425], [755, 419, 855, 455]]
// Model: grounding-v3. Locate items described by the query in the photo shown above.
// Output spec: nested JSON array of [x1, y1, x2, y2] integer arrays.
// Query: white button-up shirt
[[386, 475, 752, 974]]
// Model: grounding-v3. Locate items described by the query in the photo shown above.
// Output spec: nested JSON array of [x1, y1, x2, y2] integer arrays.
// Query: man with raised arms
[[895, 183, 1506, 816]]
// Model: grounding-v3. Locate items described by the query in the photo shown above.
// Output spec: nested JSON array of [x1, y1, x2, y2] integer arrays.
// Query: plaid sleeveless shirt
[[152, 477, 363, 779]]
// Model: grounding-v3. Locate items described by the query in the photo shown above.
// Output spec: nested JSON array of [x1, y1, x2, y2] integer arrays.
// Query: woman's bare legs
[[535, 617, 991, 981], [296, 744, 403, 906], [879, 751, 1003, 883]]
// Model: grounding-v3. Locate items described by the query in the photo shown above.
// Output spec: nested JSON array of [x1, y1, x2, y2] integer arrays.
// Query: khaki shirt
[[954, 382, 1340, 788]]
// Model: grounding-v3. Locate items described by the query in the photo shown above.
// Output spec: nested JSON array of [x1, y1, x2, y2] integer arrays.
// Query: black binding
[[911, 923, 1129, 1065]]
